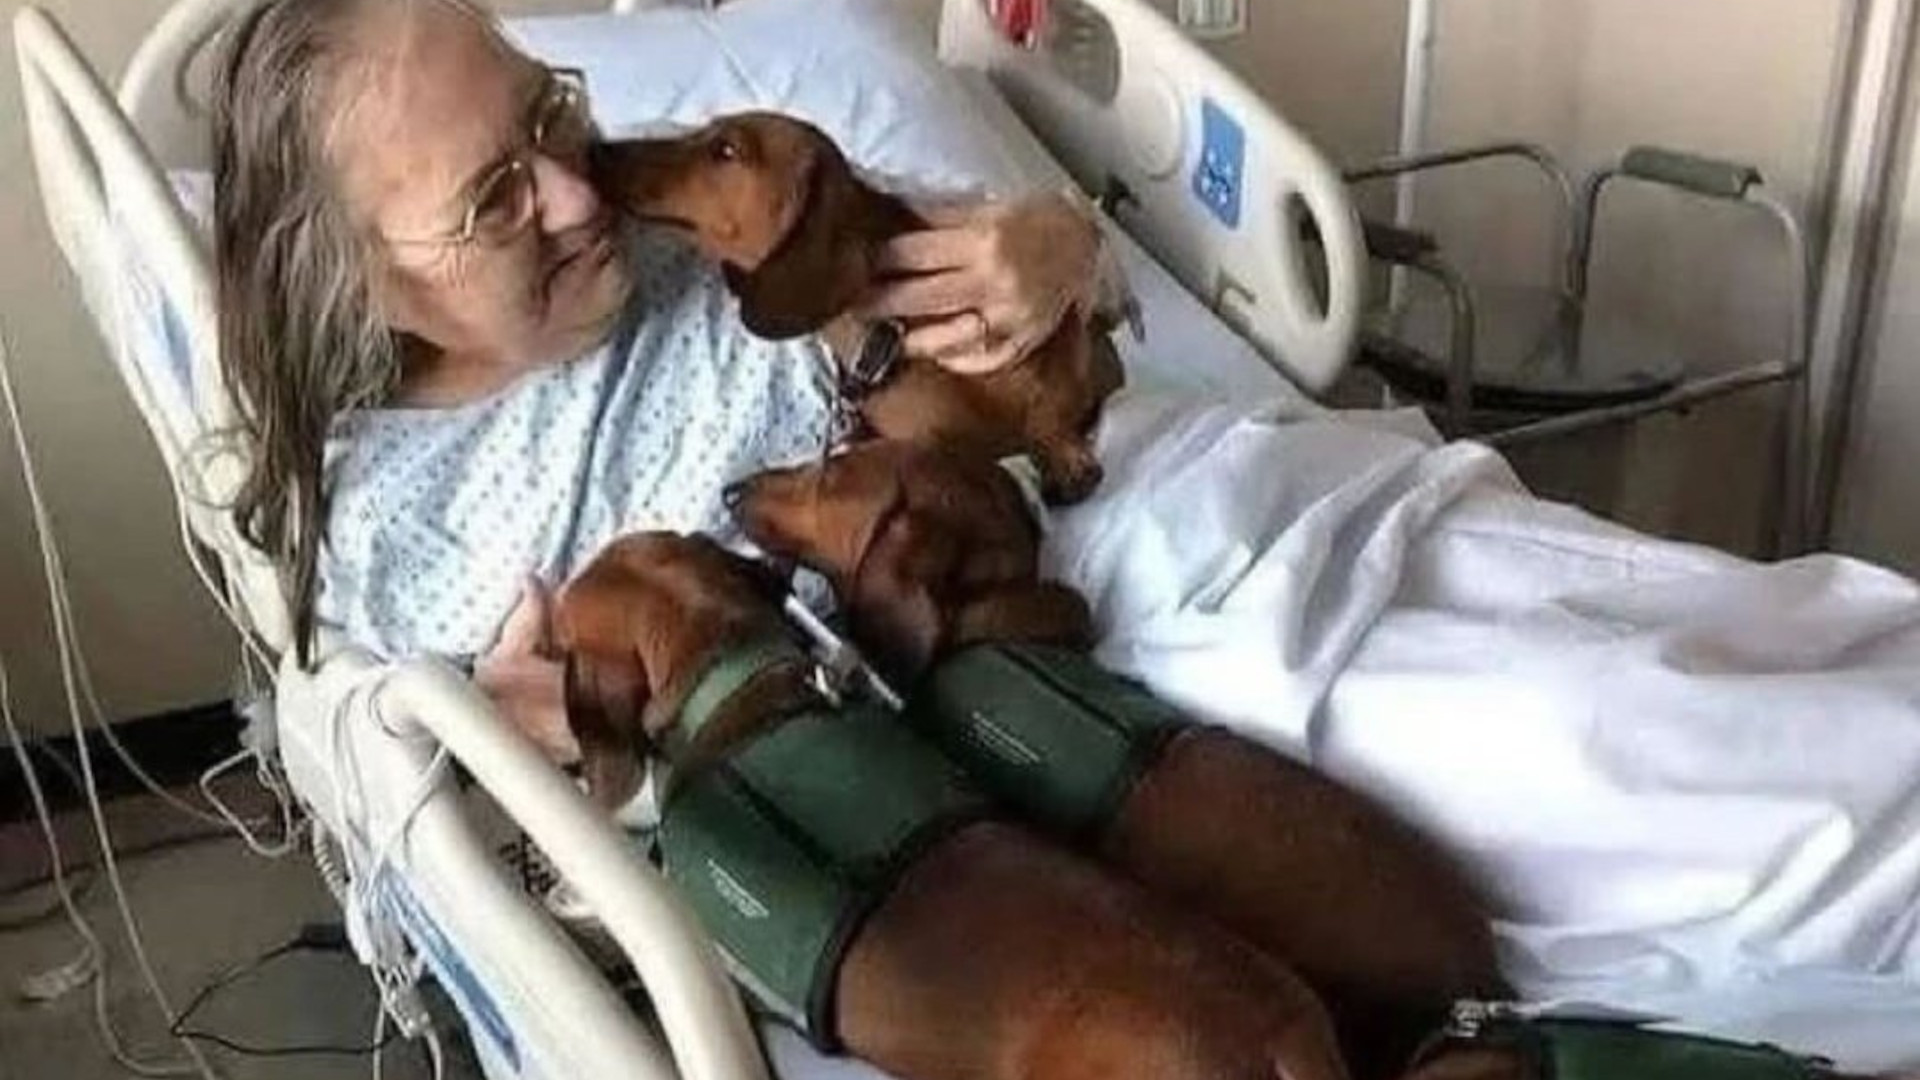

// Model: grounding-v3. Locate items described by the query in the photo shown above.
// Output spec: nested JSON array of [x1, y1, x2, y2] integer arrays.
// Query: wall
[[0, 0, 596, 737]]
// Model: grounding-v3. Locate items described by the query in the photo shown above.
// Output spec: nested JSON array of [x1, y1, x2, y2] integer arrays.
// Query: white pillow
[[505, 0, 1033, 198]]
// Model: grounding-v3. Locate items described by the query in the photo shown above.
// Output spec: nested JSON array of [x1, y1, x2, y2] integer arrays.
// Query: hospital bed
[[13, 0, 1367, 1076]]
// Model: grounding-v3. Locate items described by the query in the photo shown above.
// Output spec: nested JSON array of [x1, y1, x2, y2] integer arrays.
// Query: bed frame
[[13, 1, 1365, 1077]]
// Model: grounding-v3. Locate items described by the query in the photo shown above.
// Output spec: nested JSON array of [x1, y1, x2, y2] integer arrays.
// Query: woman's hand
[[860, 191, 1101, 375], [473, 576, 580, 766]]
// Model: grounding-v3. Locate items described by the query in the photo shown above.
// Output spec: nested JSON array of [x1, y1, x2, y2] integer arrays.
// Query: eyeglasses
[[385, 67, 594, 250]]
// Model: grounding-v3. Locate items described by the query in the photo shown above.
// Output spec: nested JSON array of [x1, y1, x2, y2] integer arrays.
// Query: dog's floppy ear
[[846, 505, 954, 681], [703, 540, 798, 605], [563, 651, 648, 810], [850, 567, 945, 682], [728, 141, 876, 339], [742, 553, 798, 604]]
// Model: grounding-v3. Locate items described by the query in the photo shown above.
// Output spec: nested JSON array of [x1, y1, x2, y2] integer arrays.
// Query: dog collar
[[996, 455, 1050, 533], [669, 635, 815, 757], [840, 319, 906, 400]]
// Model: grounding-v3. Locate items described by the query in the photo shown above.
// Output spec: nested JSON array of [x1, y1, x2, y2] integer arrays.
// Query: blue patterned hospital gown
[[317, 230, 843, 661]]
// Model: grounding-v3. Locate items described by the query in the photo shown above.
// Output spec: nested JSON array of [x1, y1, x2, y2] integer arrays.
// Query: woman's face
[[331, 1, 631, 374]]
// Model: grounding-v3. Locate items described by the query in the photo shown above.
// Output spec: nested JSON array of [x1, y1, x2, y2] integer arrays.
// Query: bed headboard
[[15, 5, 292, 650], [117, 0, 250, 171], [938, 0, 1365, 392]]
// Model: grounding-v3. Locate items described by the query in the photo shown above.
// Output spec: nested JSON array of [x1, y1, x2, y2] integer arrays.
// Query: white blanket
[[1037, 390, 1920, 1071]]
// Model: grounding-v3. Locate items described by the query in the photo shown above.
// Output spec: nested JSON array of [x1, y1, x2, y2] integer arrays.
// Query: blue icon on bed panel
[[1193, 98, 1245, 229]]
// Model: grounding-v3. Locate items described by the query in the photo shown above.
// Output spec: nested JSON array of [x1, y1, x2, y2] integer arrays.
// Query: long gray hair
[[211, 0, 494, 665]]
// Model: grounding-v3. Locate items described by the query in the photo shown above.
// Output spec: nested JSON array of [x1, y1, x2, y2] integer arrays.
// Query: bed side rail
[[938, 0, 1365, 393], [279, 645, 770, 1080]]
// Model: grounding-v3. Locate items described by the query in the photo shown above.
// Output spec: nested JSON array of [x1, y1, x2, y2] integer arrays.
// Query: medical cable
[[0, 322, 223, 1079], [168, 925, 405, 1058], [102, 228, 290, 826], [320, 668, 450, 1067], [1, 654, 208, 1078], [0, 317, 288, 842]]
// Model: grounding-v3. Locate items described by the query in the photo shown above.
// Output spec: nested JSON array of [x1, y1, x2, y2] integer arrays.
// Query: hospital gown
[[317, 229, 843, 660]]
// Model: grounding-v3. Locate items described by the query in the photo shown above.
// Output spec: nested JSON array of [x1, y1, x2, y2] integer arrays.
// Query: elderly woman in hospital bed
[[203, 0, 1920, 1068]]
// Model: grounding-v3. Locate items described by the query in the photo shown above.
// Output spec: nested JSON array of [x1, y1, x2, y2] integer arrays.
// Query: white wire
[[370, 994, 390, 1080], [1, 656, 206, 1078], [0, 314, 290, 840], [331, 672, 452, 937], [77, 638, 238, 830], [321, 670, 448, 1072], [359, 745, 453, 898], [198, 745, 298, 858], [0, 322, 223, 1080], [425, 1026, 447, 1080]]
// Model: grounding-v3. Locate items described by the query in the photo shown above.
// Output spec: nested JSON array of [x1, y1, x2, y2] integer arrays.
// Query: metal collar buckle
[[841, 319, 905, 400], [782, 595, 905, 711]]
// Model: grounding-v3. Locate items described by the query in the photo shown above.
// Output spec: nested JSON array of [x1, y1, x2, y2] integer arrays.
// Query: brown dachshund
[[591, 112, 1124, 503], [729, 444, 1510, 1080], [554, 532, 1352, 1080]]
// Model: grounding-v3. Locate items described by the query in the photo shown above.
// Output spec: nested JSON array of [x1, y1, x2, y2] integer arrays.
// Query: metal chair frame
[[1347, 143, 1813, 555]]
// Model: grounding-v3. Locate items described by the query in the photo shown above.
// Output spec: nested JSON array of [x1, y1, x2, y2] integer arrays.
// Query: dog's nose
[[722, 480, 749, 513]]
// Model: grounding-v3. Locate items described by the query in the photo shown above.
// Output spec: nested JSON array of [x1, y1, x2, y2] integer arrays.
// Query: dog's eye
[[711, 136, 742, 163]]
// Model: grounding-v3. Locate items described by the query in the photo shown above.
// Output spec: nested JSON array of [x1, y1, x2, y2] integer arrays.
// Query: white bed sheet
[[1048, 391, 1920, 1071], [758, 385, 1920, 1080]]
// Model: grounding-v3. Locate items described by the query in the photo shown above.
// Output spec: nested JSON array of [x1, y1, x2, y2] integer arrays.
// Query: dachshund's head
[[727, 441, 1092, 681], [553, 532, 792, 807], [593, 112, 907, 338]]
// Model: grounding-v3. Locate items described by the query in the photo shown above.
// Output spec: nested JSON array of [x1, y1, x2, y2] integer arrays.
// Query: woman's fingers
[[911, 200, 990, 228], [936, 348, 1009, 377], [474, 654, 580, 766], [493, 575, 555, 659], [900, 312, 986, 360], [860, 192, 1101, 372], [939, 336, 1027, 376], [913, 302, 1036, 373], [874, 224, 987, 275], [899, 297, 1036, 364], [861, 269, 989, 321]]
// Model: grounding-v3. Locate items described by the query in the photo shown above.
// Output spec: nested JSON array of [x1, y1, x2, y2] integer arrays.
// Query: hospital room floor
[[0, 785, 480, 1080]]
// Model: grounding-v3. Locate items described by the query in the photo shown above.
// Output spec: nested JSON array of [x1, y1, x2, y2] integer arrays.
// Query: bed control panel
[[1046, 0, 1122, 104], [940, 0, 1365, 391], [1177, 0, 1247, 39], [1192, 98, 1245, 229]]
